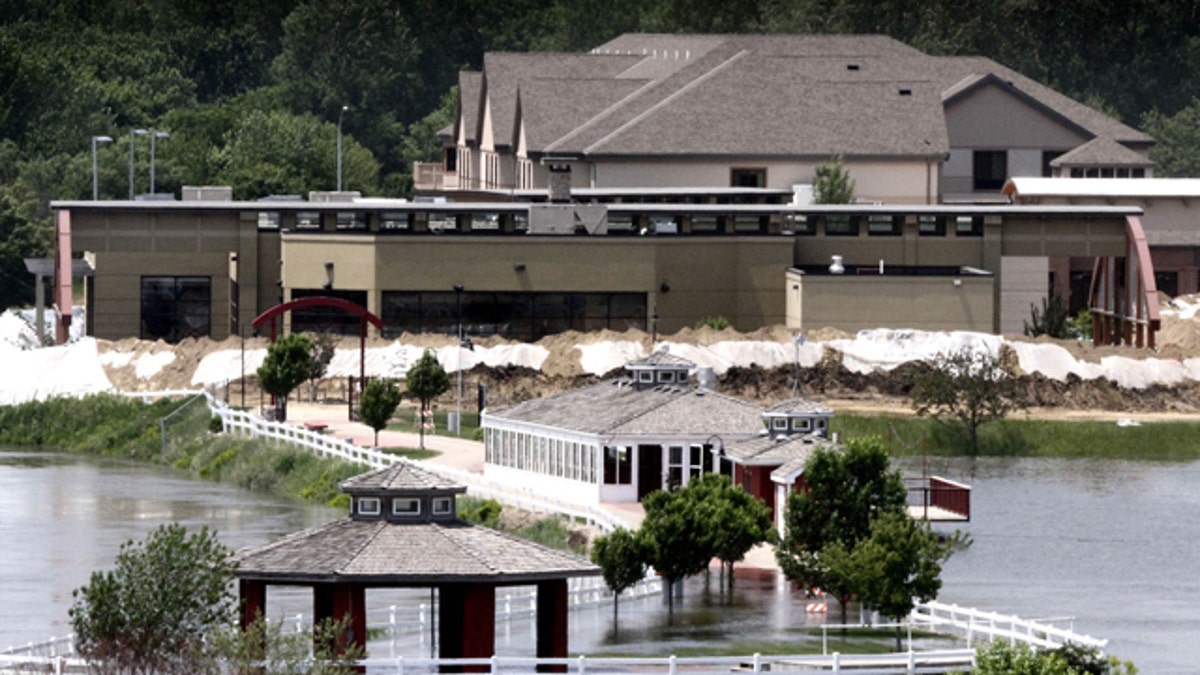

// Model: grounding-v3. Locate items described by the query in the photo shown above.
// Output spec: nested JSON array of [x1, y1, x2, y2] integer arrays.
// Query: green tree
[[850, 511, 966, 649], [590, 527, 647, 625], [812, 155, 855, 204], [69, 524, 236, 674], [308, 331, 338, 401], [1024, 294, 1073, 339], [910, 347, 1027, 454], [776, 437, 907, 623], [213, 615, 364, 675], [405, 349, 451, 450], [215, 109, 380, 199], [638, 488, 713, 615], [359, 377, 402, 447], [687, 473, 774, 590], [1144, 99, 1200, 177], [257, 332, 315, 422]]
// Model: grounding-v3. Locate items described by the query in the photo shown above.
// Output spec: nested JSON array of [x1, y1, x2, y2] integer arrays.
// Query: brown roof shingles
[[236, 520, 598, 584]]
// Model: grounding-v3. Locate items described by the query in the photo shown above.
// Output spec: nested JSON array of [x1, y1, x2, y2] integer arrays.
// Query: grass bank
[[0, 393, 368, 508], [832, 413, 1200, 460]]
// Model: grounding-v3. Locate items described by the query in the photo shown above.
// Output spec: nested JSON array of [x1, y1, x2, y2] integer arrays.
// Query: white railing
[[353, 649, 980, 673], [272, 574, 663, 638], [2, 634, 75, 659], [182, 390, 627, 533], [909, 601, 1107, 652], [0, 654, 86, 673]]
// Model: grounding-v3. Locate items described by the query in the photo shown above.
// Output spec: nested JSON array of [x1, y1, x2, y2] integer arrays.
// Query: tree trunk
[[419, 403, 426, 449], [895, 624, 903, 652]]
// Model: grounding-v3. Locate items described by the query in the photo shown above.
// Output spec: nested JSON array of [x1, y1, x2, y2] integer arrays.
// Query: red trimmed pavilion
[[234, 460, 599, 671]]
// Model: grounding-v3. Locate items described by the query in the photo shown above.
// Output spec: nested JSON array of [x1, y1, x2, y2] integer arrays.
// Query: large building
[[423, 33, 1153, 204], [47, 35, 1163, 347]]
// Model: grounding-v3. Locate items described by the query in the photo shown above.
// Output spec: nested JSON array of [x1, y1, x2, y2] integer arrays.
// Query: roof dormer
[[624, 349, 695, 391], [341, 460, 467, 524], [762, 398, 835, 438]]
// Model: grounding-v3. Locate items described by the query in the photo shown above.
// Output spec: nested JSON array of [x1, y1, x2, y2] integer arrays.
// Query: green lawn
[[831, 413, 1200, 460], [387, 407, 481, 440]]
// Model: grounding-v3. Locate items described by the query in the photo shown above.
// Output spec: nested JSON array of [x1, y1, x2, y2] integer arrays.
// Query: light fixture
[[660, 282, 670, 293], [129, 128, 147, 199], [337, 105, 350, 192], [323, 261, 334, 290], [149, 131, 169, 195], [91, 135, 113, 200], [513, 263, 526, 271]]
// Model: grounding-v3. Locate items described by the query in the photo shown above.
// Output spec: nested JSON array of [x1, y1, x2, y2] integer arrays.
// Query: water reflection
[[0, 451, 337, 650], [2, 451, 1199, 673]]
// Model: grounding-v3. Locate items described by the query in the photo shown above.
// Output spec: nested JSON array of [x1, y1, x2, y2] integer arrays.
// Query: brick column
[[536, 579, 568, 673]]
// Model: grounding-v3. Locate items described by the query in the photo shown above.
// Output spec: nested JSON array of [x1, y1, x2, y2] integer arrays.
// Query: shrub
[[695, 315, 731, 330]]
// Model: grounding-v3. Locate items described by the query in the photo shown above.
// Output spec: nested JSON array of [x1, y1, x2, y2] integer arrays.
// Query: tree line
[[5, 0, 1200, 307]]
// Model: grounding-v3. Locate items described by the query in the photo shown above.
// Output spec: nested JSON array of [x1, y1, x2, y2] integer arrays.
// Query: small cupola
[[340, 460, 467, 523], [623, 348, 696, 391], [762, 398, 835, 438]]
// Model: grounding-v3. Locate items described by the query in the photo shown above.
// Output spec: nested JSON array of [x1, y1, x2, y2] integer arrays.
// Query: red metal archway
[[251, 296, 385, 392]]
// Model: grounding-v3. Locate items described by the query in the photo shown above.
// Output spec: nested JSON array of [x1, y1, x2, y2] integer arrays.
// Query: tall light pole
[[337, 105, 349, 192], [128, 128, 147, 199], [91, 135, 112, 200], [149, 130, 169, 195], [454, 283, 464, 436]]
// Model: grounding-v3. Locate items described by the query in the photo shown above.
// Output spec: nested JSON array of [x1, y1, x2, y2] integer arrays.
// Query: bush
[[695, 315, 731, 330]]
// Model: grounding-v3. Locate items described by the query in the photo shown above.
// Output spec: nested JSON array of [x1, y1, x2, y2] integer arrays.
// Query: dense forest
[[3, 0, 1200, 308]]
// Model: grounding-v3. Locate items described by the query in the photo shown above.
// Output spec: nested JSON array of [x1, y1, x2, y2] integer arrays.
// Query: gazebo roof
[[340, 460, 467, 495], [234, 518, 599, 585]]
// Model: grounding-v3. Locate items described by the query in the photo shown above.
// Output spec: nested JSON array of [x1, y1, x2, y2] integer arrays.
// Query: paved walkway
[[281, 402, 780, 571]]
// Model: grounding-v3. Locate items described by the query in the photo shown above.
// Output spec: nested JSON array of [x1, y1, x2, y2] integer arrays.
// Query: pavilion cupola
[[761, 398, 835, 439], [623, 349, 696, 391], [341, 460, 468, 523]]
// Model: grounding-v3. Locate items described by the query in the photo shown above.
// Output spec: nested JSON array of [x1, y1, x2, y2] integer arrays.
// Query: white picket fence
[[909, 601, 1108, 651], [181, 390, 627, 532]]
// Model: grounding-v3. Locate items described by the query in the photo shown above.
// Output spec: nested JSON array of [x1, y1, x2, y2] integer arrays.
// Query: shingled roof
[[1049, 136, 1154, 167], [235, 519, 598, 584], [723, 433, 829, 466], [462, 33, 1149, 161], [340, 460, 465, 494], [487, 378, 762, 438]]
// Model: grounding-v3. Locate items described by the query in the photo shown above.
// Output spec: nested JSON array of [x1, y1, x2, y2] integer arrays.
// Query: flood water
[[1, 450, 1198, 672]]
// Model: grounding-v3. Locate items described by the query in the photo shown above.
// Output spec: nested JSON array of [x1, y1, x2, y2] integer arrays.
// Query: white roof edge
[[1006, 176, 1200, 198]]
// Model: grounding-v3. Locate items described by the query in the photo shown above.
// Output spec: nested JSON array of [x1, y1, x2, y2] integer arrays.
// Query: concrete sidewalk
[[284, 402, 485, 472]]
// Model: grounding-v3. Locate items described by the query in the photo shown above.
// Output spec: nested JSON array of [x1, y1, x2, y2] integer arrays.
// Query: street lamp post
[[337, 105, 349, 192], [91, 135, 113, 200], [454, 283, 464, 436], [128, 128, 147, 199], [149, 131, 169, 195]]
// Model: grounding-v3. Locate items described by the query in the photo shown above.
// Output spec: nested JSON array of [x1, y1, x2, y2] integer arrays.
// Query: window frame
[[358, 497, 381, 516], [392, 497, 421, 516]]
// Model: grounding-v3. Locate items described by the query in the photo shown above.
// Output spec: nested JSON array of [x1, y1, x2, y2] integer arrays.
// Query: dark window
[[1070, 168, 1084, 178], [444, 147, 457, 172], [1132, 168, 1146, 178], [289, 289, 369, 335], [257, 212, 280, 230], [336, 212, 366, 230], [1100, 167, 1114, 178], [867, 215, 901, 236], [730, 168, 766, 188], [955, 216, 983, 237], [785, 214, 815, 235], [1042, 151, 1064, 177], [141, 276, 211, 343], [1116, 167, 1130, 178], [603, 447, 632, 485], [381, 291, 647, 340], [295, 211, 322, 230], [689, 215, 722, 234], [1068, 270, 1093, 315], [1155, 271, 1178, 298], [824, 215, 858, 236], [973, 150, 1007, 190], [380, 212, 410, 232], [732, 215, 767, 233], [918, 215, 945, 236]]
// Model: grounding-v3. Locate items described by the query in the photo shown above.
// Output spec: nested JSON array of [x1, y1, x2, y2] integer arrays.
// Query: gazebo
[[234, 460, 600, 670]]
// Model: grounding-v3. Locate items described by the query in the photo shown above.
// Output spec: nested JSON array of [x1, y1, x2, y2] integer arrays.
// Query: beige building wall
[[999, 256, 1049, 334], [593, 159, 938, 203], [786, 269, 995, 333]]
